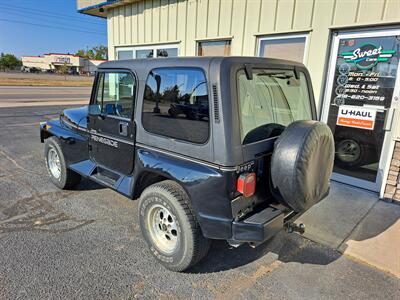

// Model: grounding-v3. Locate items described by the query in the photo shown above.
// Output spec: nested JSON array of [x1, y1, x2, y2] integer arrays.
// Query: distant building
[[21, 53, 106, 74]]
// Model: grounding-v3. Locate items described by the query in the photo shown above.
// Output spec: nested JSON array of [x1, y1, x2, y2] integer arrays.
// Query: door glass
[[89, 73, 103, 115], [96, 72, 135, 119], [326, 35, 400, 182]]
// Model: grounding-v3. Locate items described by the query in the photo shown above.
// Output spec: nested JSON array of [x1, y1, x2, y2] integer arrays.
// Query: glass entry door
[[321, 29, 400, 191]]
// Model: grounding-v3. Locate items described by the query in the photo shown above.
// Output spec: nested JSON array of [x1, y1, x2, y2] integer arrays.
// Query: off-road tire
[[271, 121, 334, 212], [44, 137, 81, 189], [139, 180, 211, 272]]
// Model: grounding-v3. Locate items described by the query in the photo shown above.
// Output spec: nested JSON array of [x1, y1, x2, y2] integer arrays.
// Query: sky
[[0, 0, 107, 58]]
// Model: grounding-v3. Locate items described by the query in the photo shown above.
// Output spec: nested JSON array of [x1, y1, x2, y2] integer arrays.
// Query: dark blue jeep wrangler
[[40, 57, 334, 271]]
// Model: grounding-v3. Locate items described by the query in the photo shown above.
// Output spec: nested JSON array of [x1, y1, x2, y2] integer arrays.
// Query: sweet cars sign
[[336, 105, 377, 130], [341, 43, 395, 70]]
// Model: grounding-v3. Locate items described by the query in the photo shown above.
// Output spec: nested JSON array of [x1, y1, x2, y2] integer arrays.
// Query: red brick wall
[[384, 141, 400, 203]]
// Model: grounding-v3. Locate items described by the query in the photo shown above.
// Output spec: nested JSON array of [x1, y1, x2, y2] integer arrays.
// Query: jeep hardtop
[[40, 57, 334, 271]]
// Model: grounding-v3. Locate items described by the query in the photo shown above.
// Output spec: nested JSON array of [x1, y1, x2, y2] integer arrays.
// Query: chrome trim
[[61, 117, 89, 134], [136, 142, 237, 171], [90, 129, 135, 146], [104, 114, 132, 122]]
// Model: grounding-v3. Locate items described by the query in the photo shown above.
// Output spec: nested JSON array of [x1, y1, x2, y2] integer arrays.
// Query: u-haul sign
[[336, 105, 376, 130]]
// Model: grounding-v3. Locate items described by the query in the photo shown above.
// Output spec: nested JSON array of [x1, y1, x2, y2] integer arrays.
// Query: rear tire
[[139, 180, 211, 272], [44, 137, 81, 189]]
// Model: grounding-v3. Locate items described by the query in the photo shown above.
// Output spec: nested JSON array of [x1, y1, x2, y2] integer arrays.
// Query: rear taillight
[[237, 172, 256, 197]]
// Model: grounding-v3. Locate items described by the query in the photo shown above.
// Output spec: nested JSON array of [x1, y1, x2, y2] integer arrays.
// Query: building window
[[197, 40, 231, 56], [116, 50, 133, 60], [142, 68, 209, 144], [258, 34, 308, 63], [116, 44, 179, 60]]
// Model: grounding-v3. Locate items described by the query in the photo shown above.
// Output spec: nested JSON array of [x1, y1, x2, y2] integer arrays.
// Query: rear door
[[88, 70, 137, 175]]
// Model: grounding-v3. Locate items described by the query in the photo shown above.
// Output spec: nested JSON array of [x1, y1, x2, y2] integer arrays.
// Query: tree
[[86, 49, 95, 59], [75, 49, 86, 58], [57, 62, 69, 80], [0, 53, 21, 71], [92, 45, 108, 60], [75, 45, 108, 60]]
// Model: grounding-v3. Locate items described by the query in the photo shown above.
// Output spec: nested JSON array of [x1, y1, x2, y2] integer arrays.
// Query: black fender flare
[[133, 147, 235, 239]]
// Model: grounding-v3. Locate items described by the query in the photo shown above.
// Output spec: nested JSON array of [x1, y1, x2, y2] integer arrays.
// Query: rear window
[[142, 68, 209, 144], [237, 69, 312, 144]]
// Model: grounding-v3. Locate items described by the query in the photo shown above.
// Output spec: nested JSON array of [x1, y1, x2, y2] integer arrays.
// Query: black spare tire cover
[[271, 121, 334, 213]]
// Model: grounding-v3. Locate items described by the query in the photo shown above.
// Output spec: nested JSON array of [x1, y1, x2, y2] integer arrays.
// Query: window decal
[[341, 43, 396, 70]]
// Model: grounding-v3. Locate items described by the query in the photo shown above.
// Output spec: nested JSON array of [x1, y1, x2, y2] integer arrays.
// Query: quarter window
[[142, 68, 209, 143], [95, 72, 136, 119]]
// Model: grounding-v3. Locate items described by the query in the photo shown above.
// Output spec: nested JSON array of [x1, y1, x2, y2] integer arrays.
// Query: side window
[[94, 72, 136, 119], [142, 68, 209, 144]]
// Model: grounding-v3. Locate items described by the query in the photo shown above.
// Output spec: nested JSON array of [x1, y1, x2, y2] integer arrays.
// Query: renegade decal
[[336, 105, 377, 130], [341, 44, 395, 70], [91, 134, 118, 148]]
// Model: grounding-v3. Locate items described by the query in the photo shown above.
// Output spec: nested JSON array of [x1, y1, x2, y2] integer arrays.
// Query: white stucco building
[[21, 53, 106, 74]]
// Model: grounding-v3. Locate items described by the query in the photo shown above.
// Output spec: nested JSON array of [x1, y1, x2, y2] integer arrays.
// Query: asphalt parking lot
[[0, 89, 399, 299]]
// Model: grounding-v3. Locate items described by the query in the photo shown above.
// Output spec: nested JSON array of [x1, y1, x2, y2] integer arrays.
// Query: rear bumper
[[231, 206, 284, 243]]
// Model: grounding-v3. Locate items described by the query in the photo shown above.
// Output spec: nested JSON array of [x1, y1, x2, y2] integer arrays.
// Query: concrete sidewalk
[[296, 182, 400, 278]]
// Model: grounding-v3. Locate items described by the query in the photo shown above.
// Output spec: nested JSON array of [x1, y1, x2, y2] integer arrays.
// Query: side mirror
[[88, 104, 101, 116]]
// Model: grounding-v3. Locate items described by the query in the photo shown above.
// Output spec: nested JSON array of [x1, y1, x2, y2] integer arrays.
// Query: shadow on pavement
[[73, 178, 106, 191], [188, 230, 340, 274], [188, 183, 400, 275]]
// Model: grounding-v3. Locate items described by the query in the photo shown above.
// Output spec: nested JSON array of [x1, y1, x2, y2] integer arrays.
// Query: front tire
[[139, 180, 210, 272], [44, 137, 81, 189]]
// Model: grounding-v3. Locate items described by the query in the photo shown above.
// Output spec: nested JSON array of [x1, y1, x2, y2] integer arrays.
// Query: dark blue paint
[[69, 159, 96, 177], [62, 106, 88, 130], [41, 117, 237, 239], [133, 147, 235, 239]]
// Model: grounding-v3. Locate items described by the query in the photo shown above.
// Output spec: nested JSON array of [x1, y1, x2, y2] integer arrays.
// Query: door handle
[[384, 108, 395, 131], [119, 122, 129, 136]]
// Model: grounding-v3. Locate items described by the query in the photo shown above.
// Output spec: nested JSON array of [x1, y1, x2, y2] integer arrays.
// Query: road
[[0, 99, 399, 298], [0, 86, 91, 108], [0, 72, 93, 81]]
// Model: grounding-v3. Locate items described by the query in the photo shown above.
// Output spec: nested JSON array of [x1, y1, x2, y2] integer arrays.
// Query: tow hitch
[[285, 222, 305, 234]]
